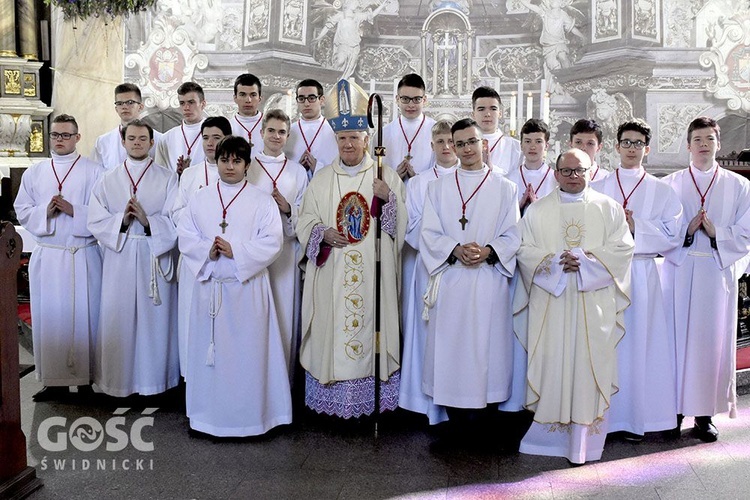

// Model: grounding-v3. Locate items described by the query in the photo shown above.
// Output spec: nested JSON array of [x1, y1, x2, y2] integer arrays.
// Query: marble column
[[0, 0, 17, 58], [17, 0, 38, 61]]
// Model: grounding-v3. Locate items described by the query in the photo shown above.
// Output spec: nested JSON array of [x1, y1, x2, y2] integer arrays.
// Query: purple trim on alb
[[381, 190, 397, 238], [305, 370, 401, 418]]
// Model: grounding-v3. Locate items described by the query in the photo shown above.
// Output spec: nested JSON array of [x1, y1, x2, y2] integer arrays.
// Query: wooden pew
[[0, 222, 42, 498]]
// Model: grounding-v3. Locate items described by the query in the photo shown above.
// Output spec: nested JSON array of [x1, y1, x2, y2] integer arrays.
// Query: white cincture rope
[[206, 278, 233, 366], [36, 241, 97, 372], [130, 234, 174, 306], [422, 270, 445, 321]]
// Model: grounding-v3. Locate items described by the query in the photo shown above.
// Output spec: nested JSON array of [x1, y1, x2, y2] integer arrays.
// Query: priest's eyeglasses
[[296, 95, 322, 103], [454, 138, 481, 149], [557, 167, 589, 177], [114, 100, 141, 107], [618, 139, 647, 149], [49, 132, 76, 140], [398, 95, 425, 104]]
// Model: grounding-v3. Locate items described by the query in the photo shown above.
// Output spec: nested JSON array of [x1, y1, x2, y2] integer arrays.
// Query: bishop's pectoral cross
[[459, 214, 468, 230], [219, 219, 228, 234]]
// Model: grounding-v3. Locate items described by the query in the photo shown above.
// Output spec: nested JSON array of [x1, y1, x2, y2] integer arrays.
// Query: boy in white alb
[[230, 73, 265, 154], [383, 73, 436, 181], [470, 86, 522, 176], [661, 116, 750, 442], [592, 119, 683, 441], [420, 118, 520, 445], [88, 120, 180, 397], [285, 78, 337, 177], [399, 120, 458, 424], [171, 116, 232, 379], [506, 119, 557, 213], [92, 83, 161, 169], [570, 118, 609, 182], [155, 82, 206, 174], [14, 114, 103, 402], [178, 135, 291, 437], [247, 109, 309, 378]]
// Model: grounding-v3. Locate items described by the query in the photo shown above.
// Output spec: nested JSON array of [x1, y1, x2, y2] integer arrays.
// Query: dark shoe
[[664, 413, 684, 440], [32, 386, 68, 402], [693, 416, 718, 443], [622, 432, 644, 443]]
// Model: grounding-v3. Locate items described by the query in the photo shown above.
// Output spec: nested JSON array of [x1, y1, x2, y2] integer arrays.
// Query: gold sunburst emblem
[[563, 219, 585, 248]]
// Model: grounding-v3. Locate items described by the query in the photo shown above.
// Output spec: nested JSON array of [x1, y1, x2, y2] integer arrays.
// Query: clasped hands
[[452, 242, 490, 266], [209, 236, 233, 260], [46, 195, 74, 218], [122, 197, 150, 228], [687, 209, 716, 238]]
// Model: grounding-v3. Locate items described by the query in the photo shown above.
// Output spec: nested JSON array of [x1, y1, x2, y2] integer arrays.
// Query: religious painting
[[29, 120, 46, 156], [336, 192, 371, 244], [592, 0, 621, 43], [243, 0, 271, 46], [632, 0, 660, 42], [279, 0, 306, 45]]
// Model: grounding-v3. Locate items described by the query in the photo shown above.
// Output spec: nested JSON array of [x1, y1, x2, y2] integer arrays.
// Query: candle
[[539, 78, 546, 122], [510, 92, 517, 135], [286, 89, 293, 118], [369, 79, 375, 95], [543, 92, 550, 123], [526, 92, 533, 121], [517, 80, 524, 132]]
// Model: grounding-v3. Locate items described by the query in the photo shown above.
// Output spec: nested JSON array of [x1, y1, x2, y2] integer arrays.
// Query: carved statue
[[520, 0, 585, 71], [312, 0, 388, 80], [155, 0, 223, 45], [586, 89, 634, 170]]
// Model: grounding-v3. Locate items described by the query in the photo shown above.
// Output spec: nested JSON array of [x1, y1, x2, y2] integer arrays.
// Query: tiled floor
[[16, 340, 750, 499]]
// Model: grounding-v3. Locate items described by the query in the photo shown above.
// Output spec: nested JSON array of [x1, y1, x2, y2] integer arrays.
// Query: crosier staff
[[367, 93, 384, 438]]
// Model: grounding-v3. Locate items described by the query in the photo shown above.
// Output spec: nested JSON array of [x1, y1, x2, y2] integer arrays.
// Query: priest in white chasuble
[[517, 149, 633, 464], [88, 120, 180, 397], [14, 114, 103, 401], [419, 118, 520, 440], [297, 79, 406, 419], [178, 136, 291, 437]]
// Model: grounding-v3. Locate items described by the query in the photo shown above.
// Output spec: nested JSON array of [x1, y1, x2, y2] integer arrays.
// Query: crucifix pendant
[[459, 214, 468, 230], [219, 219, 228, 233]]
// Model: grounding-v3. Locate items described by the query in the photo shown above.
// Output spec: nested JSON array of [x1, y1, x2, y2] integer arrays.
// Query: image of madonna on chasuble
[[297, 79, 407, 419]]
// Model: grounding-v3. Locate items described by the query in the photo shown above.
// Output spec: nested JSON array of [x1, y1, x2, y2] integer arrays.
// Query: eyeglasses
[[296, 95, 322, 103], [114, 100, 141, 107], [398, 95, 425, 104], [557, 167, 589, 177], [454, 138, 481, 149], [618, 139, 647, 150], [49, 132, 76, 140]]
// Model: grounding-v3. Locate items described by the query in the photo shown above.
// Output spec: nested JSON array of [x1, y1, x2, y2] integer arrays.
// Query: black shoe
[[664, 414, 684, 440], [622, 432, 644, 443], [32, 386, 68, 402], [693, 416, 718, 443]]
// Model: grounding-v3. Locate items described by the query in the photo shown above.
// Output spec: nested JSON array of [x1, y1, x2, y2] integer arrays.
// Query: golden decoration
[[563, 219, 585, 248], [4, 69, 21, 94], [29, 123, 44, 153], [23, 73, 36, 97]]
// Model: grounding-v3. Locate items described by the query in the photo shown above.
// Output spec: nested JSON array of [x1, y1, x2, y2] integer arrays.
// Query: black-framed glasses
[[296, 95, 322, 103], [618, 139, 647, 150], [557, 167, 589, 177], [454, 138, 481, 149], [398, 95, 425, 104], [49, 132, 76, 140], [114, 100, 141, 107]]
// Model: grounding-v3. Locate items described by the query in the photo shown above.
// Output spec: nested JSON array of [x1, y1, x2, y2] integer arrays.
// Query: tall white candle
[[517, 80, 524, 132], [510, 92, 517, 135], [543, 92, 550, 123], [526, 92, 533, 121]]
